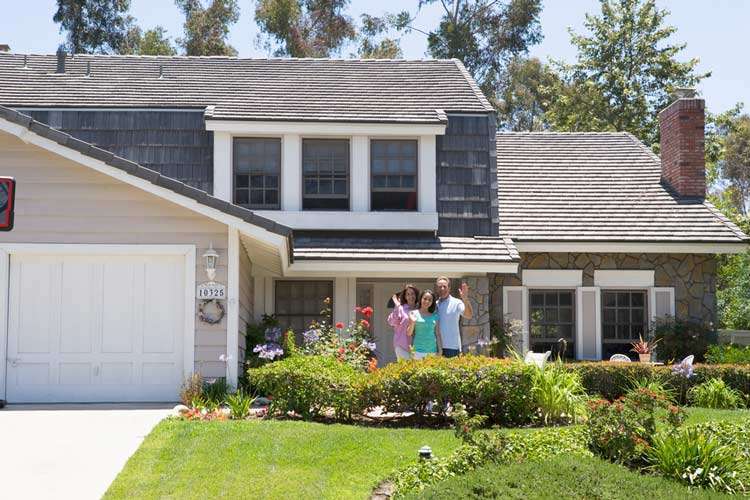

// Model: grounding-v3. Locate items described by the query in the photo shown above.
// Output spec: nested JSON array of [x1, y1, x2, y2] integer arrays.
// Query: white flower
[[219, 354, 233, 363]]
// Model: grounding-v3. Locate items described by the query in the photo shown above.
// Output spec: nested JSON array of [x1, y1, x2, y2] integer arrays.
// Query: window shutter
[[503, 286, 528, 353], [576, 287, 601, 360], [650, 287, 675, 321]]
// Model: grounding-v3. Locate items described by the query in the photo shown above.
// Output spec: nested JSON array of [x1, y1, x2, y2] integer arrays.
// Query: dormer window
[[233, 138, 281, 209], [302, 139, 350, 210], [371, 139, 417, 211]]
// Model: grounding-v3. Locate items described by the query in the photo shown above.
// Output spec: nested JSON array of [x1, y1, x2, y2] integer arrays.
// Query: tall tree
[[357, 13, 404, 59], [176, 0, 240, 56], [254, 0, 356, 57], [723, 115, 750, 216], [54, 0, 134, 54], [121, 26, 177, 56], [496, 57, 558, 131], [546, 0, 709, 145], [423, 0, 543, 105]]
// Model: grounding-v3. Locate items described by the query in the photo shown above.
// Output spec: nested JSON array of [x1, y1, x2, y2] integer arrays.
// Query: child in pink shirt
[[388, 284, 420, 360]]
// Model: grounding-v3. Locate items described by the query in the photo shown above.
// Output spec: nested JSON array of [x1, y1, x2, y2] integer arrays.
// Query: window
[[529, 290, 575, 357], [602, 290, 648, 359], [274, 280, 333, 333], [302, 139, 349, 210], [371, 140, 418, 211], [233, 138, 281, 209]]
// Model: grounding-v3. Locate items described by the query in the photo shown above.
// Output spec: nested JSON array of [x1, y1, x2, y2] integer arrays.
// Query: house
[[0, 51, 746, 403]]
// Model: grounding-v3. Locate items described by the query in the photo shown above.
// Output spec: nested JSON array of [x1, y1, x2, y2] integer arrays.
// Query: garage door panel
[[6, 251, 187, 403]]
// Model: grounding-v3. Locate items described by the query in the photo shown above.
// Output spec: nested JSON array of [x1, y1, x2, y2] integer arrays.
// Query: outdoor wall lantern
[[203, 243, 219, 281]]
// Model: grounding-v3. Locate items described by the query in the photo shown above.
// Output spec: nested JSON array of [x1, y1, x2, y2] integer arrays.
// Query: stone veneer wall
[[460, 275, 492, 348], [489, 253, 717, 326]]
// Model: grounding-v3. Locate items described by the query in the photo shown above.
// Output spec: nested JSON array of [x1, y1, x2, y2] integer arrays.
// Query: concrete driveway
[[0, 404, 172, 499]]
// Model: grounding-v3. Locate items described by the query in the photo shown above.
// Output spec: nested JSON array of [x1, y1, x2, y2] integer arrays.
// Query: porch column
[[334, 277, 357, 327], [226, 227, 240, 387]]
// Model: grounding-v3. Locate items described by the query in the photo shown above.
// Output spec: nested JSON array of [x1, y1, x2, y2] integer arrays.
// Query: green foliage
[[628, 374, 676, 402], [356, 13, 403, 59], [362, 356, 536, 425], [249, 355, 365, 420], [121, 26, 176, 55], [650, 316, 712, 362], [226, 390, 255, 419], [706, 344, 750, 365], [54, 0, 135, 54], [546, 0, 708, 145], [401, 455, 727, 500], [392, 426, 591, 496], [689, 378, 744, 410], [647, 427, 748, 495], [529, 362, 588, 425], [179, 372, 203, 406], [301, 312, 375, 372], [176, 0, 239, 56], [723, 115, 750, 216], [255, 0, 356, 57], [203, 377, 230, 405], [717, 249, 750, 330], [495, 56, 559, 131]]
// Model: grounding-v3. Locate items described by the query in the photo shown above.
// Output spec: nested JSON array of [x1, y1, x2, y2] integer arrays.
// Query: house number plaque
[[197, 281, 227, 300]]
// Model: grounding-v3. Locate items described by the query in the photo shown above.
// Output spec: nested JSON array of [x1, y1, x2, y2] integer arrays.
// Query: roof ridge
[[1, 52, 458, 63], [451, 58, 494, 112], [703, 201, 750, 241], [495, 131, 631, 136], [0, 104, 292, 238]]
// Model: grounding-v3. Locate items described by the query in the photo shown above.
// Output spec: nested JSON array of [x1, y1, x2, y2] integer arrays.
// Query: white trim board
[[0, 243, 197, 400], [254, 210, 439, 231], [286, 260, 519, 277], [522, 270, 582, 287], [594, 270, 654, 288], [515, 242, 749, 254], [205, 120, 447, 136]]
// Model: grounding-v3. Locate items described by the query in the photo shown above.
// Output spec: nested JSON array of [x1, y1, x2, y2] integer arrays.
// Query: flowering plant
[[253, 325, 285, 360], [631, 335, 659, 354], [300, 298, 377, 371]]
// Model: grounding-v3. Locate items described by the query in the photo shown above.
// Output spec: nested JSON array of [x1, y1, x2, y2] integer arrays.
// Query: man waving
[[435, 276, 473, 358]]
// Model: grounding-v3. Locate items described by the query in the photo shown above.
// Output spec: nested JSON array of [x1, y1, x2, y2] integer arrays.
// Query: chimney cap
[[0, 44, 10, 52], [673, 87, 697, 99]]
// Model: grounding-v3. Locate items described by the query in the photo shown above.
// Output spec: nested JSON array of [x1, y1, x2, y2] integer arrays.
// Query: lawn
[[684, 407, 750, 425], [104, 419, 459, 500], [403, 455, 731, 499]]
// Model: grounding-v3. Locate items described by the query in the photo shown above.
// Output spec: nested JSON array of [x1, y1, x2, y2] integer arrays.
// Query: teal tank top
[[413, 312, 439, 353]]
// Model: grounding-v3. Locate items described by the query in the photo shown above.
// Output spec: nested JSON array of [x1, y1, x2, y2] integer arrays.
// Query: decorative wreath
[[198, 299, 226, 325]]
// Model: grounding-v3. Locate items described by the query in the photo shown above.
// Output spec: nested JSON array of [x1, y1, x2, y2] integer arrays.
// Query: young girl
[[407, 289, 442, 359], [388, 284, 419, 361]]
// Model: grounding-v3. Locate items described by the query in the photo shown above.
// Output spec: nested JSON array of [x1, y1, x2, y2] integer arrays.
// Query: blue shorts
[[442, 348, 461, 358]]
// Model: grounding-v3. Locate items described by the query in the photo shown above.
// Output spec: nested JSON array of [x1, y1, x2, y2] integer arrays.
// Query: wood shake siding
[[0, 131, 229, 378], [23, 110, 213, 193]]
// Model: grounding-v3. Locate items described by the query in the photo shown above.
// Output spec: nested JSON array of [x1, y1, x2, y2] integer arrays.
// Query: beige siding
[[0, 131, 229, 378]]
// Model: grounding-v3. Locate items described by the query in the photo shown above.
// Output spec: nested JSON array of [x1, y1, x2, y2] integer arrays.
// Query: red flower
[[335, 322, 344, 329], [361, 306, 373, 319], [338, 346, 345, 354], [360, 319, 370, 329]]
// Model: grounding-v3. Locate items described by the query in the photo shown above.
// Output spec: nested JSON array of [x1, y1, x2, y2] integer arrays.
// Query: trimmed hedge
[[569, 362, 750, 402], [362, 356, 536, 426]]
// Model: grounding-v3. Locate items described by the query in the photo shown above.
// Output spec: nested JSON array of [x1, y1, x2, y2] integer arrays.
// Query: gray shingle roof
[[293, 233, 519, 262], [497, 132, 749, 243], [0, 105, 292, 238], [0, 53, 492, 124]]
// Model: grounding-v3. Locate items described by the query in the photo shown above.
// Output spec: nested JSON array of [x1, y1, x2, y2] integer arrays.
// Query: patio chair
[[524, 350, 551, 368], [609, 354, 632, 363], [681, 355, 695, 366]]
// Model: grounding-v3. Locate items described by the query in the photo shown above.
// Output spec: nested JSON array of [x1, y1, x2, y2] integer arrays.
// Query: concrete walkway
[[0, 404, 172, 500]]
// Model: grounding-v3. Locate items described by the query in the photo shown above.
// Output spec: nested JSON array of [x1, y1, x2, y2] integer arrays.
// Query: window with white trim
[[274, 280, 333, 333], [302, 139, 349, 210], [233, 138, 281, 209], [529, 290, 575, 357], [370, 139, 418, 211], [601, 290, 648, 359]]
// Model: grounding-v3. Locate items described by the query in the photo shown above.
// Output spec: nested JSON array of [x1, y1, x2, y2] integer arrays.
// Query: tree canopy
[[545, 0, 708, 145], [176, 0, 240, 56], [121, 26, 177, 56], [54, 0, 135, 54]]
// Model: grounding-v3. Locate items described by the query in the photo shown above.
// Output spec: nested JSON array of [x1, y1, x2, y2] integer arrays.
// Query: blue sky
[[1, 0, 747, 113]]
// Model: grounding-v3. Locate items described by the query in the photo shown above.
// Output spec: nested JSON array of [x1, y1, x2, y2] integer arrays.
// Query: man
[[435, 276, 473, 358]]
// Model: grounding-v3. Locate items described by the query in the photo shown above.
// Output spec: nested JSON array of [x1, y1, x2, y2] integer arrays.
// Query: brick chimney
[[658, 89, 706, 199]]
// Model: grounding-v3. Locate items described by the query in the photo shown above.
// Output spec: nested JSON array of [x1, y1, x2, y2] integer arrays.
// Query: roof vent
[[85, 61, 91, 77], [56, 46, 66, 73], [0, 44, 10, 52], [158, 64, 163, 79], [22, 54, 28, 69]]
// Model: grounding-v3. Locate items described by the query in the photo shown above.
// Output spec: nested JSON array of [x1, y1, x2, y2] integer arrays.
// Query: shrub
[[587, 388, 684, 465], [179, 372, 203, 406], [647, 427, 748, 495], [203, 377, 230, 406], [651, 317, 712, 362], [628, 375, 677, 402], [688, 378, 744, 409], [248, 355, 365, 420], [362, 356, 536, 425], [529, 362, 588, 425], [706, 344, 750, 364], [226, 390, 255, 419]]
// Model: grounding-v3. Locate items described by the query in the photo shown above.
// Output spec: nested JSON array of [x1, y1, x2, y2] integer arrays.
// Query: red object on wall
[[0, 177, 16, 231]]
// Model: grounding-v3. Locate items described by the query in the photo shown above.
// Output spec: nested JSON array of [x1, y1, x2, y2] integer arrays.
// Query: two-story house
[[0, 51, 747, 403]]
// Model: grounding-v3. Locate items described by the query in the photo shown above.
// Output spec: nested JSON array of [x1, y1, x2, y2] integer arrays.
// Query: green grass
[[684, 407, 750, 425], [403, 455, 731, 499], [104, 419, 459, 500]]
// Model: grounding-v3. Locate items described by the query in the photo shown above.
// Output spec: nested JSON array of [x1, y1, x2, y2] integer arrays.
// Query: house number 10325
[[197, 282, 227, 300]]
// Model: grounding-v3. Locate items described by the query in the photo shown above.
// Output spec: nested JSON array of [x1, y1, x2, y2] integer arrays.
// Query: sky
[[0, 0, 747, 113]]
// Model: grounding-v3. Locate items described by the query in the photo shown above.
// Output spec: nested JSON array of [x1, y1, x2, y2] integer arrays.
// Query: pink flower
[[335, 322, 344, 329], [361, 319, 370, 329]]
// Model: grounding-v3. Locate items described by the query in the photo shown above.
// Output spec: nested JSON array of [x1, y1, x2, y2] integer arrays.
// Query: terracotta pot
[[639, 353, 651, 363]]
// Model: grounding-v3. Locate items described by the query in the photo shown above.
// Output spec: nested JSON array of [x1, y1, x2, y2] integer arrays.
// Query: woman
[[407, 289, 442, 359], [388, 284, 419, 361]]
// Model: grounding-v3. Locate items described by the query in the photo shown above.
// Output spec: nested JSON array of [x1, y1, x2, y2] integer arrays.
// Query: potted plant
[[631, 335, 659, 363]]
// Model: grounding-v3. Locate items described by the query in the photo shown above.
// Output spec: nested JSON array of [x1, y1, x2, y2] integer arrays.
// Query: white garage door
[[5, 253, 186, 403]]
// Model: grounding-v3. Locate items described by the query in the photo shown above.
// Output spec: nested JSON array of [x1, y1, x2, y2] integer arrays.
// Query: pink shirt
[[387, 304, 413, 350]]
